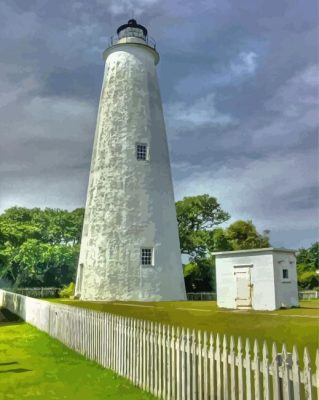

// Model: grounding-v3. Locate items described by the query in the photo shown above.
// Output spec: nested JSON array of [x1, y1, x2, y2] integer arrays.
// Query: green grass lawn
[[48, 298, 319, 361], [0, 315, 156, 400]]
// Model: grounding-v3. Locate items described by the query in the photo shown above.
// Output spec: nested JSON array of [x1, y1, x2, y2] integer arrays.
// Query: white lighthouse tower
[[75, 19, 186, 301]]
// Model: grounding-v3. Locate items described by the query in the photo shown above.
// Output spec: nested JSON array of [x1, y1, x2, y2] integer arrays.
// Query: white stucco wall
[[273, 252, 299, 308], [75, 39, 186, 301], [215, 249, 298, 310], [215, 251, 276, 310]]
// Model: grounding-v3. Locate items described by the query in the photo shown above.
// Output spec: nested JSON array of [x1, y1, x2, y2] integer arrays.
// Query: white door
[[234, 266, 252, 308]]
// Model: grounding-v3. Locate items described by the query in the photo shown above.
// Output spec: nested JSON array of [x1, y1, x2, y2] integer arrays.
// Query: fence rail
[[0, 290, 317, 400]]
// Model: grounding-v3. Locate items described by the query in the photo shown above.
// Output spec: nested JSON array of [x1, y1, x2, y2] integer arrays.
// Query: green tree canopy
[[176, 194, 230, 259], [224, 220, 270, 250], [0, 207, 84, 288]]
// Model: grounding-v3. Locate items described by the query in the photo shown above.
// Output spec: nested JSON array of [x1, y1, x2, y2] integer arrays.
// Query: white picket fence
[[0, 289, 318, 400]]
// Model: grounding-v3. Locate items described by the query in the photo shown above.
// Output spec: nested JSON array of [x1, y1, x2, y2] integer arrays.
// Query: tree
[[225, 220, 270, 250], [0, 207, 84, 288], [176, 194, 230, 260], [296, 242, 319, 289]]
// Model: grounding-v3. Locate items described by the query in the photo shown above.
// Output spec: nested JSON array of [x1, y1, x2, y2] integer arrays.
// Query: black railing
[[107, 33, 156, 50]]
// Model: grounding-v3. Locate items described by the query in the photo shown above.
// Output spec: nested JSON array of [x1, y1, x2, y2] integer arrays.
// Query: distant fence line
[[187, 292, 216, 301], [298, 291, 319, 300], [0, 290, 317, 400], [8, 287, 60, 298]]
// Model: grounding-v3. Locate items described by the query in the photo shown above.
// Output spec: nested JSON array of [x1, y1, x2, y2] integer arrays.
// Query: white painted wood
[[303, 347, 313, 400], [166, 325, 171, 400], [142, 320, 147, 391], [262, 341, 270, 400], [282, 344, 291, 400], [245, 339, 252, 400], [171, 326, 176, 400], [209, 333, 215, 400], [176, 327, 181, 400], [198, 330, 203, 400], [186, 328, 191, 400], [272, 343, 281, 400], [181, 327, 186, 400], [162, 324, 167, 399], [254, 340, 261, 400], [216, 334, 222, 400], [222, 335, 229, 400], [203, 331, 208, 400], [237, 337, 244, 400], [158, 323, 162, 398], [230, 336, 236, 400], [192, 329, 197, 400]]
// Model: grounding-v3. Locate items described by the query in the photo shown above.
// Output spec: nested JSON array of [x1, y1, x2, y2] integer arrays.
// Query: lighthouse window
[[136, 143, 148, 160], [141, 248, 153, 266]]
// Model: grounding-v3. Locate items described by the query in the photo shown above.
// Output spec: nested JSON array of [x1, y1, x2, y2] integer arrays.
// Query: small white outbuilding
[[212, 248, 299, 311]]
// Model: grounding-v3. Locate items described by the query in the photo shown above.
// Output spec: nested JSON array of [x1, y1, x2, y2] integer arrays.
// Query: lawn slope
[[0, 318, 156, 400]]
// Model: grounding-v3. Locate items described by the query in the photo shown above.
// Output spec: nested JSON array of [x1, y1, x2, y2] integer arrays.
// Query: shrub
[[58, 282, 75, 298], [298, 271, 318, 290]]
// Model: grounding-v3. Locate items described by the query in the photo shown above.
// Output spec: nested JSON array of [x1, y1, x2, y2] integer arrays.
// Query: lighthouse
[[75, 19, 187, 301]]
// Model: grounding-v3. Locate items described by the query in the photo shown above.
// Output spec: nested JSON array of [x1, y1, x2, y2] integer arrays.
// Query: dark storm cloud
[[0, 0, 318, 248]]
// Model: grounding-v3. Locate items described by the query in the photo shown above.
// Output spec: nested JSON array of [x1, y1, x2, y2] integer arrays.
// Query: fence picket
[[222, 335, 229, 400], [230, 336, 236, 400], [176, 327, 181, 400], [216, 334, 222, 400], [192, 329, 197, 400], [162, 324, 167, 399], [198, 330, 203, 400], [158, 323, 162, 398], [181, 327, 186, 400], [262, 341, 270, 400], [282, 344, 291, 400], [203, 331, 209, 400], [254, 340, 261, 400], [186, 328, 191, 400], [237, 337, 244, 400], [209, 333, 215, 400], [245, 339, 252, 400], [171, 326, 176, 400], [272, 343, 281, 400], [167, 325, 171, 400], [303, 347, 313, 400]]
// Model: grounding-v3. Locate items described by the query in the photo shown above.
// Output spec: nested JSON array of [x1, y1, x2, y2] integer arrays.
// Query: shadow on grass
[[0, 368, 32, 374], [0, 362, 18, 366]]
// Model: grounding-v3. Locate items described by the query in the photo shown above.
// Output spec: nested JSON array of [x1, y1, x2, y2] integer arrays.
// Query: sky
[[0, 0, 318, 249]]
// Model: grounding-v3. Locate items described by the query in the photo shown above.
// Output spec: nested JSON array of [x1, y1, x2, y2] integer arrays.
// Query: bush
[[298, 271, 318, 290], [58, 282, 75, 298]]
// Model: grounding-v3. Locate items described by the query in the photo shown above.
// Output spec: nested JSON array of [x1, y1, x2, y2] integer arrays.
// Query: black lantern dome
[[117, 19, 148, 37]]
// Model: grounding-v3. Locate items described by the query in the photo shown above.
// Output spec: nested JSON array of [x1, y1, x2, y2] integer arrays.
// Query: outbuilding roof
[[211, 247, 296, 256]]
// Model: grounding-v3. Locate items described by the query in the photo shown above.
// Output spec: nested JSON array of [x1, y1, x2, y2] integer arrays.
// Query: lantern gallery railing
[[0, 290, 317, 400]]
